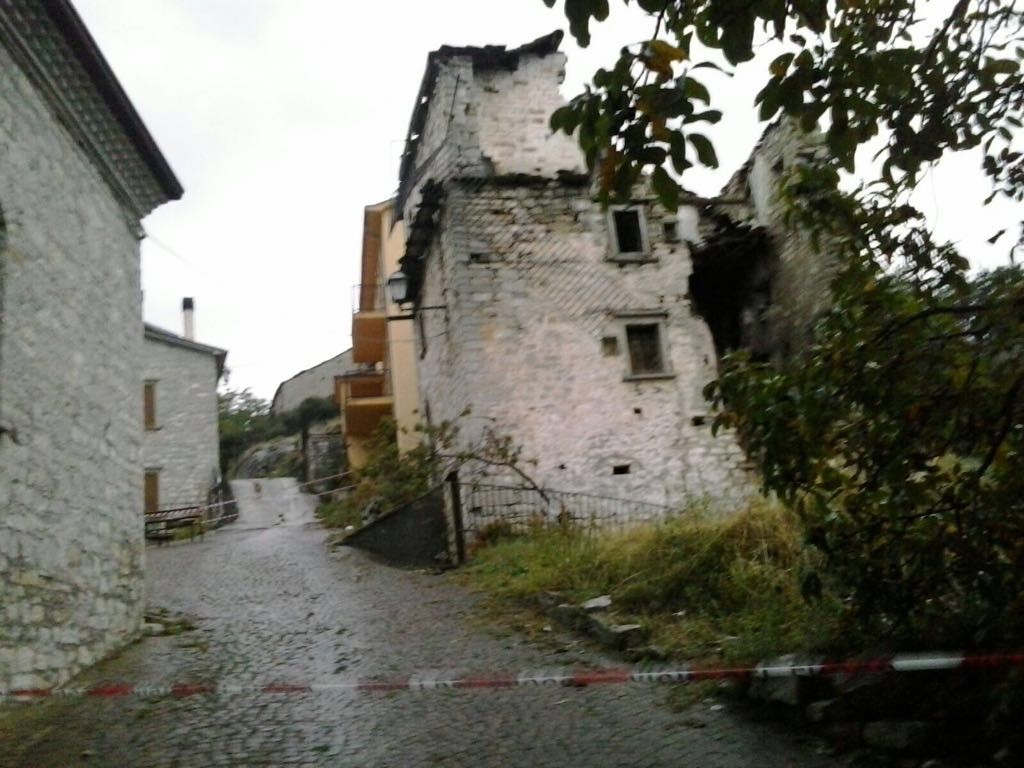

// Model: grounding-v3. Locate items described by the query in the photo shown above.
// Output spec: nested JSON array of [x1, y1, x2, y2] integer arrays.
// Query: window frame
[[606, 205, 652, 263], [615, 311, 674, 381]]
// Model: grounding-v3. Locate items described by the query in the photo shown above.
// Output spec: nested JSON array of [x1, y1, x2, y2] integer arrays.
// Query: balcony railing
[[337, 369, 393, 438]]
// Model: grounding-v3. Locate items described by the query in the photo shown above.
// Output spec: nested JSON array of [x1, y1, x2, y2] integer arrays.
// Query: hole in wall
[[691, 415, 707, 426], [601, 336, 619, 356], [612, 464, 631, 475], [633, 407, 642, 416]]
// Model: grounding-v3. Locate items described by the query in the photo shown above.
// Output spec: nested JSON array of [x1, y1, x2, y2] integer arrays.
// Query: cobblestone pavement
[[1, 480, 834, 767]]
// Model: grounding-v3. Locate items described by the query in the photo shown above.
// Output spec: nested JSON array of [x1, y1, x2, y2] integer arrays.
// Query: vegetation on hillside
[[217, 388, 337, 477]]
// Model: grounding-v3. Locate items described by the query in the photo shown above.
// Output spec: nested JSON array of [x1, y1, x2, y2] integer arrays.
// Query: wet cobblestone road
[[1, 479, 834, 767]]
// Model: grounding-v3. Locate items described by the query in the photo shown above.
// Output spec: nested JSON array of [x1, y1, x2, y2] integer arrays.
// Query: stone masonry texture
[[0, 492, 836, 767], [0, 39, 145, 690], [142, 333, 222, 509], [418, 179, 752, 510]]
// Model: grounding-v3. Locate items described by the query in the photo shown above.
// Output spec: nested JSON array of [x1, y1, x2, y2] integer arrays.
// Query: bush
[[318, 417, 436, 528], [709, 267, 1024, 647]]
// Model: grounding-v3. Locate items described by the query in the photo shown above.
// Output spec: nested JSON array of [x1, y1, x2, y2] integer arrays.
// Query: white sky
[[71, 1, 1016, 402]]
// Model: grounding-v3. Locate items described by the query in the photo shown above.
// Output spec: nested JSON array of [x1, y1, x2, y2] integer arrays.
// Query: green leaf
[[683, 76, 711, 104], [652, 165, 681, 211], [668, 131, 690, 175], [689, 133, 719, 168]]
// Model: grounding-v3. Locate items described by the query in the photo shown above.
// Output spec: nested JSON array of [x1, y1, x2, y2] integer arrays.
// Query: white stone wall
[[474, 53, 584, 176], [142, 337, 221, 509], [271, 350, 353, 415], [0, 42, 145, 690], [417, 180, 753, 510], [402, 49, 583, 230]]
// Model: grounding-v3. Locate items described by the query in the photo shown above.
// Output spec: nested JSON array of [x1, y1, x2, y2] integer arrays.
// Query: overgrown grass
[[464, 500, 847, 663], [317, 499, 363, 529]]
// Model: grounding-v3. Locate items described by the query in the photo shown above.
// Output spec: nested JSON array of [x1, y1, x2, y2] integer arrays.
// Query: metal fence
[[457, 482, 680, 541]]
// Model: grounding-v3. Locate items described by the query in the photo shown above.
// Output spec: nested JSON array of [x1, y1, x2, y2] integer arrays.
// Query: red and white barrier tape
[[5, 652, 1023, 700]]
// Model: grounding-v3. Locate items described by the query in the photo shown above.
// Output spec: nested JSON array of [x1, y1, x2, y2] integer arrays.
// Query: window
[[143, 381, 157, 430], [144, 470, 159, 514], [601, 336, 619, 356], [607, 206, 650, 261], [625, 323, 667, 376]]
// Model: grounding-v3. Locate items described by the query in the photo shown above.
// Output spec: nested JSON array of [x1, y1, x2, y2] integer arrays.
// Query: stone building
[[394, 32, 752, 510], [271, 349, 354, 415], [0, 1, 181, 690], [143, 300, 227, 515]]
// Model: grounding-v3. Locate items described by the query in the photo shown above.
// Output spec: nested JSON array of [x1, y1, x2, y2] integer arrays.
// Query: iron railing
[[457, 482, 680, 540]]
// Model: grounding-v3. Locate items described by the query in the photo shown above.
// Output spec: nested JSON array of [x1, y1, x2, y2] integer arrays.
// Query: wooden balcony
[[336, 370, 393, 438], [352, 283, 387, 364]]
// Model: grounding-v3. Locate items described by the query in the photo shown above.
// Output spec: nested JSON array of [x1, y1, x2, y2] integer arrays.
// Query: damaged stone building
[[0, 1, 181, 690], [691, 120, 831, 365], [392, 32, 830, 517]]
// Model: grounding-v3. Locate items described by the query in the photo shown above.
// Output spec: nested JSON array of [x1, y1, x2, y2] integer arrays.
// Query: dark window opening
[[626, 324, 664, 375], [691, 415, 707, 426], [613, 209, 644, 254], [601, 336, 619, 356], [613, 464, 631, 475]]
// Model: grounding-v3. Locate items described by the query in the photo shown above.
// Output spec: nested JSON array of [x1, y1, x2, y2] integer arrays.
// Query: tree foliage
[[217, 389, 337, 477], [546, 0, 1024, 644]]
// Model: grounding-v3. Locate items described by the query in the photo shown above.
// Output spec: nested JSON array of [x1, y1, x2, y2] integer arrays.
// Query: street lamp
[[385, 270, 445, 321], [387, 270, 410, 305]]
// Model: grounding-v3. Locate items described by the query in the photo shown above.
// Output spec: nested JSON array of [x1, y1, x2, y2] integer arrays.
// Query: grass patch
[[463, 499, 846, 664], [317, 498, 363, 529]]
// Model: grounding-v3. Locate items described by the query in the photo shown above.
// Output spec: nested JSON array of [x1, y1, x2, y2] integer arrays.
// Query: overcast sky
[[72, 1, 1015, 402]]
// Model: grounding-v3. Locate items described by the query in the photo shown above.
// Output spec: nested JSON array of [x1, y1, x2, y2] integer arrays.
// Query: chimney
[[182, 297, 195, 340]]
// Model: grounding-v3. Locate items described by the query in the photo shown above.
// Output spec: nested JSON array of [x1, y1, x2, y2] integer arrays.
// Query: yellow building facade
[[337, 199, 421, 468]]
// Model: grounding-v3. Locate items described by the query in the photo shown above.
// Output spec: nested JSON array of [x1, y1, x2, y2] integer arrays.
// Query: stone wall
[[416, 178, 753, 510], [272, 349, 353, 415], [0, 42, 145, 690], [142, 334, 222, 509], [400, 43, 583, 230]]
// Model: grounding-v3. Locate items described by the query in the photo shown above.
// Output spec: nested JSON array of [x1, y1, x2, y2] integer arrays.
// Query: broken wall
[[712, 121, 834, 359]]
